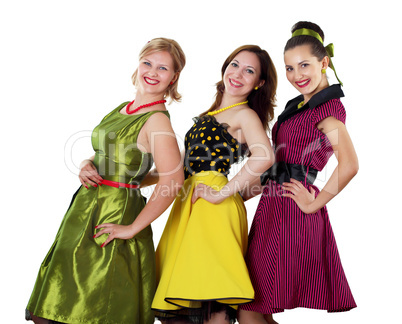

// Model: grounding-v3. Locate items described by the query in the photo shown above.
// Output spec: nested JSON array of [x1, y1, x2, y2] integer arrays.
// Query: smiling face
[[223, 50, 264, 100], [284, 44, 329, 103], [136, 50, 178, 98]]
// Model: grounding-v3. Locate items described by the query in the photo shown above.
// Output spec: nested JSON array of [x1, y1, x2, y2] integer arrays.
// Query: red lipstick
[[295, 79, 310, 88]]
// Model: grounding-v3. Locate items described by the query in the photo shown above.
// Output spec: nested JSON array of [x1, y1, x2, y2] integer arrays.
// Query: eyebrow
[[285, 60, 310, 68], [233, 59, 256, 70], [144, 59, 169, 67], [298, 60, 310, 65]]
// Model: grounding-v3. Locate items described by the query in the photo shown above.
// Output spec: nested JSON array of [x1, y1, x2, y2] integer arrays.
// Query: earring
[[170, 81, 174, 85], [321, 68, 326, 74], [254, 86, 259, 90]]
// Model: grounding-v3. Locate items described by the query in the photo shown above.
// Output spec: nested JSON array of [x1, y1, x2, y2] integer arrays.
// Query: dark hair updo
[[284, 21, 327, 61]]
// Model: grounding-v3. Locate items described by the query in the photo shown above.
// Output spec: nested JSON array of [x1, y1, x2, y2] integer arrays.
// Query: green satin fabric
[[292, 28, 323, 43], [324, 43, 343, 86], [27, 103, 169, 324]]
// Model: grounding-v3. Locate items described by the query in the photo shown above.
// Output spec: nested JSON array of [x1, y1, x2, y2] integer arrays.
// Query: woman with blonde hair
[[26, 37, 186, 324]]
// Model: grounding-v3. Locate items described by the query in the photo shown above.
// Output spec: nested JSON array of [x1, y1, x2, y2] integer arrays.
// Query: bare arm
[[282, 116, 359, 214], [239, 174, 266, 201], [139, 168, 159, 188], [95, 113, 184, 246], [140, 149, 185, 188]]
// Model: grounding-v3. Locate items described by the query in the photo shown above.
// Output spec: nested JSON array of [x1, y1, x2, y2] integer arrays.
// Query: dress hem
[[240, 303, 357, 314], [162, 296, 254, 308]]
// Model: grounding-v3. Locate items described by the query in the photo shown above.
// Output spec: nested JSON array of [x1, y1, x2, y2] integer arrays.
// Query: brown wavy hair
[[200, 45, 277, 131], [131, 37, 186, 103]]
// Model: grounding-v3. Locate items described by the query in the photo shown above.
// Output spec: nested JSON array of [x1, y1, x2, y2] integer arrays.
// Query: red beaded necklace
[[126, 99, 166, 115]]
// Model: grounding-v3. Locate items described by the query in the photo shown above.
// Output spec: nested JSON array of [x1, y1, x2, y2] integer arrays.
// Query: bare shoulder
[[144, 111, 174, 132], [138, 111, 177, 153], [236, 107, 263, 126]]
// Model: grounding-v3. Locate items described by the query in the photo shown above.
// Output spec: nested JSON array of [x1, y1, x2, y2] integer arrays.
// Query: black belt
[[260, 162, 318, 186]]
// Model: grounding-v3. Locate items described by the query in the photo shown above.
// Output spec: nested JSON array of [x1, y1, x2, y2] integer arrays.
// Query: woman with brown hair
[[151, 44, 277, 323]]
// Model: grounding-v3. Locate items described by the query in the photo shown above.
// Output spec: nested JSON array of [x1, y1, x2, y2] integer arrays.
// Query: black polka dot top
[[183, 115, 247, 179]]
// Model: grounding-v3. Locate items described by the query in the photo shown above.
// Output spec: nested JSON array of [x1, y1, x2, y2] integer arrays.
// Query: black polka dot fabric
[[183, 115, 246, 179]]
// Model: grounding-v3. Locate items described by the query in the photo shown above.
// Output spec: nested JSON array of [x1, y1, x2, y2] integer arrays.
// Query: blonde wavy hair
[[131, 38, 186, 103]]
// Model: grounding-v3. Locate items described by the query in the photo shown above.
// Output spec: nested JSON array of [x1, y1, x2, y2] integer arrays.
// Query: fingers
[[79, 176, 102, 189], [93, 224, 115, 248], [282, 179, 315, 206], [88, 164, 103, 183], [100, 237, 113, 248], [93, 224, 134, 248], [281, 183, 297, 195], [282, 178, 302, 188], [93, 224, 113, 238], [82, 170, 103, 185], [79, 161, 103, 188], [191, 183, 207, 204], [280, 179, 316, 214], [79, 178, 89, 189], [290, 178, 304, 188], [282, 178, 304, 195], [80, 176, 98, 189], [191, 187, 200, 204], [94, 223, 112, 234], [282, 192, 294, 200]]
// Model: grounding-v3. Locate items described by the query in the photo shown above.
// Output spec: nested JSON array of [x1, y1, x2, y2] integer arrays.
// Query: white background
[[1, 0, 399, 323]]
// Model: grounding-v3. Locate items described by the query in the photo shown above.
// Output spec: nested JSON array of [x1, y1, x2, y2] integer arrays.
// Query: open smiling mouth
[[229, 78, 243, 88], [144, 77, 160, 85], [295, 79, 310, 88]]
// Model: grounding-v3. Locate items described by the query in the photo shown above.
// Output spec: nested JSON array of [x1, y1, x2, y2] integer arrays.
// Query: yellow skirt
[[152, 171, 254, 315]]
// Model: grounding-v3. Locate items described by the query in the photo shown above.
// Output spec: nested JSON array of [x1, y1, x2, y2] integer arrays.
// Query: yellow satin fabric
[[27, 104, 168, 324], [152, 171, 254, 315]]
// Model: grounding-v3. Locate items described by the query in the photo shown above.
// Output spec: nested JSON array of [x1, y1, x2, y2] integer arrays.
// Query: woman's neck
[[303, 79, 329, 104], [126, 92, 166, 112], [132, 92, 166, 109], [218, 93, 248, 110]]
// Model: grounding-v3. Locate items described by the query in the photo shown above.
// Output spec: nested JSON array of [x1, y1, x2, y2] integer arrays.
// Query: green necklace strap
[[292, 28, 343, 86]]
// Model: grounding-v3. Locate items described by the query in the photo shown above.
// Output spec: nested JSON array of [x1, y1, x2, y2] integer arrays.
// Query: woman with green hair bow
[[238, 21, 358, 324]]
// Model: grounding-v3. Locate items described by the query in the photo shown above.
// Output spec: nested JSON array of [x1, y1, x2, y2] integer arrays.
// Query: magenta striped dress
[[241, 85, 356, 314]]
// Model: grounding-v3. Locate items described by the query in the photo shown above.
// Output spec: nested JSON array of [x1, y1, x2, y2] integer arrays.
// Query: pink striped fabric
[[241, 98, 356, 314]]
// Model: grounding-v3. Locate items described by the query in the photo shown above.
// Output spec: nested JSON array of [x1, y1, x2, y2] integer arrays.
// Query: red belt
[[100, 179, 139, 189]]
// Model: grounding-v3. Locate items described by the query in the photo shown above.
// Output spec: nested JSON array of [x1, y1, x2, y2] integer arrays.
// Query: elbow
[[261, 152, 275, 173], [349, 159, 359, 178], [349, 154, 359, 178], [157, 171, 184, 198], [248, 144, 275, 175], [342, 158, 359, 181], [265, 147, 275, 170], [171, 172, 184, 195], [176, 173, 184, 188], [252, 153, 275, 176], [267, 152, 275, 170]]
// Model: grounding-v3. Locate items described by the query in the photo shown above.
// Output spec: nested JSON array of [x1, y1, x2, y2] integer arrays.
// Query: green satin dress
[[26, 103, 168, 324]]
